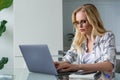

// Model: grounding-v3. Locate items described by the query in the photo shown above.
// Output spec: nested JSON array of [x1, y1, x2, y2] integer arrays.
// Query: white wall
[[0, 6, 13, 74], [63, 0, 120, 52], [14, 0, 63, 68]]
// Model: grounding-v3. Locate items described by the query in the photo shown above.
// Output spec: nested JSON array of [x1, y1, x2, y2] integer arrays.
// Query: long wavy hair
[[71, 4, 107, 52]]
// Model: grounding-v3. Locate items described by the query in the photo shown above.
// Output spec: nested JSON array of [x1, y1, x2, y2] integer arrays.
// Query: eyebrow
[[74, 19, 88, 23], [76, 19, 88, 22]]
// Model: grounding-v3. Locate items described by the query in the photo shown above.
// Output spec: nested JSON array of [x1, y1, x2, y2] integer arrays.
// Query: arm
[[78, 61, 113, 72], [63, 49, 77, 63], [56, 61, 113, 72]]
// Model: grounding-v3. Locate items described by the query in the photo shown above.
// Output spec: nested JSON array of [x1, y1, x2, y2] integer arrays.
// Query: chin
[[80, 32, 86, 35]]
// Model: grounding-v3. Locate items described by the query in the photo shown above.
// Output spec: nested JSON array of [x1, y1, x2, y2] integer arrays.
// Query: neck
[[85, 34, 93, 41], [85, 34, 96, 42]]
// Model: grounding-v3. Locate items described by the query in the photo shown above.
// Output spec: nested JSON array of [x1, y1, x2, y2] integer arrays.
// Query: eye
[[81, 20, 87, 23]]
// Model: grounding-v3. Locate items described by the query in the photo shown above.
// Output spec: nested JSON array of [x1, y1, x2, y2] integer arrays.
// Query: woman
[[55, 4, 116, 79]]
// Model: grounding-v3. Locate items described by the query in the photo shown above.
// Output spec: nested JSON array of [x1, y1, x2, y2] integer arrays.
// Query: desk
[[13, 54, 120, 80], [14, 68, 120, 80], [14, 68, 95, 80], [14, 68, 57, 80]]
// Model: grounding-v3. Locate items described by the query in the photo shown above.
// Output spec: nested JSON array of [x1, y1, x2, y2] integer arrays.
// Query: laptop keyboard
[[57, 70, 77, 76], [57, 70, 96, 76]]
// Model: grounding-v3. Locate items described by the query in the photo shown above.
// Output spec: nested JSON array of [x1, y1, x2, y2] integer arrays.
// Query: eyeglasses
[[73, 20, 88, 26]]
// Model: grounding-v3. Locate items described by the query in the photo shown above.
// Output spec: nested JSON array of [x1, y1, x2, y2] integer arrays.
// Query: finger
[[57, 64, 67, 70], [61, 68, 71, 72], [54, 62, 59, 67], [54, 62, 59, 65], [56, 65, 63, 70], [54, 62, 60, 69], [57, 64, 69, 70]]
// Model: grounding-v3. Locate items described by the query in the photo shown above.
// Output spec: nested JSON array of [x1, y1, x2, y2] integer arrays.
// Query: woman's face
[[75, 11, 92, 36]]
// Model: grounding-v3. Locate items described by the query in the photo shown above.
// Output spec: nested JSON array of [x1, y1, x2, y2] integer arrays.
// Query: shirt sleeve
[[63, 45, 77, 63], [98, 32, 116, 66]]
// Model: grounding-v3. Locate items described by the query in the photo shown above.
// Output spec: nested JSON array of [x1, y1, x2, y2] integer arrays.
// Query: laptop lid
[[19, 44, 58, 75]]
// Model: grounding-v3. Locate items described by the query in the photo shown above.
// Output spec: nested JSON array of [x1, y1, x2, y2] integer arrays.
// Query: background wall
[[14, 0, 63, 68], [63, 0, 120, 52], [0, 6, 13, 74]]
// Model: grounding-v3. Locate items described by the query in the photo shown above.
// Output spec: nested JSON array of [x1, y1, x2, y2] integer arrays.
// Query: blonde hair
[[71, 4, 107, 52]]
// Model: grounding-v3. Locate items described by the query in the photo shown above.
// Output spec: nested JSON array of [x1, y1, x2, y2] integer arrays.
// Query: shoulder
[[97, 31, 115, 44], [102, 31, 115, 40], [104, 31, 114, 36]]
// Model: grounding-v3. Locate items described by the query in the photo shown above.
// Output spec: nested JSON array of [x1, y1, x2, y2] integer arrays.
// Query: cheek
[[87, 26, 92, 32], [84, 25, 92, 32]]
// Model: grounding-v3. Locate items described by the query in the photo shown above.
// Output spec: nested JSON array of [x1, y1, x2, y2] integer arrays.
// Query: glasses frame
[[73, 20, 88, 26]]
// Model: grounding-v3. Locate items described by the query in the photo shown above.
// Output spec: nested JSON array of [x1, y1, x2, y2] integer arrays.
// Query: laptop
[[19, 44, 76, 76]]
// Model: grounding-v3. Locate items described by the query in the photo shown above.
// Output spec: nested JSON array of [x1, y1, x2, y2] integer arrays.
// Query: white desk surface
[[14, 68, 57, 80], [14, 68, 96, 80], [13, 55, 120, 80]]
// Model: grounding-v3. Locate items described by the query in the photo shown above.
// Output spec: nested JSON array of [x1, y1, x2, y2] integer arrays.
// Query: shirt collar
[[82, 35, 101, 51]]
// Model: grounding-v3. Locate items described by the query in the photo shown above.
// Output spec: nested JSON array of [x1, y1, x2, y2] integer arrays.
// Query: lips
[[80, 29, 85, 32]]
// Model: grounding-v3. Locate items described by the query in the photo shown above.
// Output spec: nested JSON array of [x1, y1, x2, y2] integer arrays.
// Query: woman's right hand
[[54, 61, 60, 69], [54, 61, 67, 70]]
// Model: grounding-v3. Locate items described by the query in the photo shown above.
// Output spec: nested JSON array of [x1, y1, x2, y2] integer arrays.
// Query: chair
[[116, 59, 120, 73]]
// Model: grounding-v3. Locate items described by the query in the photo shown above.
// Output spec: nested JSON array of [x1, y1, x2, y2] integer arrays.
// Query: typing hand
[[54, 61, 60, 69], [56, 62, 79, 72]]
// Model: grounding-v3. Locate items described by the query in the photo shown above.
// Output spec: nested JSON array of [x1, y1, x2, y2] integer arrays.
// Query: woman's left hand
[[57, 62, 79, 72]]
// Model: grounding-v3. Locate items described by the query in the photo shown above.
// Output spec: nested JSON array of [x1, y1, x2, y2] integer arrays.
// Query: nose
[[77, 23, 83, 28]]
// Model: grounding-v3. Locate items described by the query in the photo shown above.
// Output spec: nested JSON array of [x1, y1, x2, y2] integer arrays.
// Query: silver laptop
[[19, 44, 76, 76]]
